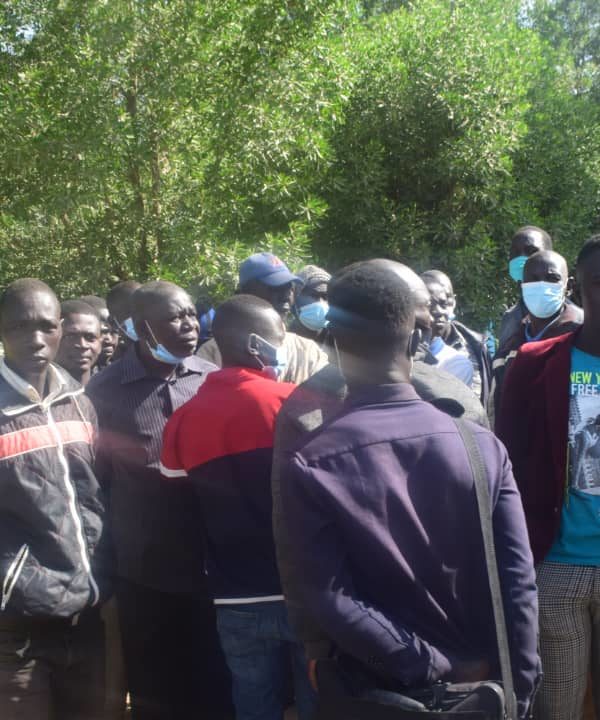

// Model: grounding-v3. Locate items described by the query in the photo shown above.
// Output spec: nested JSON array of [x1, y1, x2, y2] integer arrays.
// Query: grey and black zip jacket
[[0, 361, 109, 618]]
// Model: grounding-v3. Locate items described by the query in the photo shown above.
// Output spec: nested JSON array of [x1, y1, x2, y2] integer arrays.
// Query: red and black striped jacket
[[0, 360, 109, 619], [160, 367, 295, 605]]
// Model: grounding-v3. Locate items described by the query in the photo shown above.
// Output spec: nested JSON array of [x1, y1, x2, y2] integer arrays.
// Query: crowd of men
[[0, 227, 598, 720]]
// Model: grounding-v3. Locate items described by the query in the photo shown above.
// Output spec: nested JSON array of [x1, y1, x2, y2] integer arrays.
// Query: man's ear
[[247, 333, 260, 357], [134, 317, 149, 341], [567, 275, 582, 306]]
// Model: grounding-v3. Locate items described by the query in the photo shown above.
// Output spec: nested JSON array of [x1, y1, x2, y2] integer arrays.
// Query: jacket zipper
[[1, 544, 29, 611], [46, 407, 99, 606]]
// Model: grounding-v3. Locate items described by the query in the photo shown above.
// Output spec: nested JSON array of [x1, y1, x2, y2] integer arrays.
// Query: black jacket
[[448, 321, 493, 406], [272, 361, 488, 659], [0, 361, 108, 619]]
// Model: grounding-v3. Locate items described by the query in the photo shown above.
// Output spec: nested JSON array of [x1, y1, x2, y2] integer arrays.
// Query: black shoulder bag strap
[[453, 419, 518, 720]]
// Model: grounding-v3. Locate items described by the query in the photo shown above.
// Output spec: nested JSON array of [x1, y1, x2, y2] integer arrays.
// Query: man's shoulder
[[505, 332, 575, 391], [184, 355, 218, 374], [281, 365, 346, 415], [294, 395, 452, 464], [293, 400, 505, 480], [561, 300, 584, 326], [238, 373, 297, 408], [285, 331, 327, 358], [196, 338, 222, 366], [502, 302, 523, 321], [453, 321, 483, 345], [412, 362, 489, 427], [86, 357, 125, 394], [176, 370, 294, 420], [0, 373, 21, 409]]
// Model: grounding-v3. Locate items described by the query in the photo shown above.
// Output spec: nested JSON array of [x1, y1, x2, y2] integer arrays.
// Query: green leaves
[[1, 0, 599, 328]]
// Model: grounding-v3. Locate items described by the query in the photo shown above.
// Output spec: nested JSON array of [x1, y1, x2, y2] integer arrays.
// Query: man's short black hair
[[61, 299, 100, 320], [79, 295, 107, 313], [213, 294, 279, 363], [106, 280, 141, 319], [213, 295, 276, 340], [131, 281, 187, 322], [421, 269, 453, 291], [511, 225, 552, 250], [328, 262, 415, 341], [576, 235, 600, 270], [0, 278, 58, 323], [195, 292, 214, 318]]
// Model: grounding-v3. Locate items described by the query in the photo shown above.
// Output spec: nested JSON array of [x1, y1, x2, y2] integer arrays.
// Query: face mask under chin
[[144, 322, 188, 365]]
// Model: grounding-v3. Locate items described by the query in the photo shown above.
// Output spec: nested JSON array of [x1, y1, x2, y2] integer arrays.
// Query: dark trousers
[[116, 579, 233, 720], [0, 610, 105, 720]]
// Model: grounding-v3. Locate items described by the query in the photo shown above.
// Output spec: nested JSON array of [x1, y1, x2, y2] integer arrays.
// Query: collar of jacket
[[345, 381, 420, 410], [522, 300, 583, 338], [449, 321, 483, 349], [120, 344, 213, 385], [0, 359, 83, 417]]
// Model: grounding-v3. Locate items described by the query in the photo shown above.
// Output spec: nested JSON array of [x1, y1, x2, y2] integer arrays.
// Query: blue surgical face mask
[[521, 281, 565, 319], [508, 256, 528, 283], [248, 333, 288, 380], [298, 300, 329, 332], [121, 317, 139, 342], [145, 323, 188, 365]]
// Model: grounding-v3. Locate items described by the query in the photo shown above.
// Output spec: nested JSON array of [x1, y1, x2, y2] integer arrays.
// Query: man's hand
[[447, 658, 490, 683], [308, 659, 319, 692]]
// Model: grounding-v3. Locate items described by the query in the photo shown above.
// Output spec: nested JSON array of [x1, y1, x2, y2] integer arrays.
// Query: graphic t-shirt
[[547, 348, 600, 565]]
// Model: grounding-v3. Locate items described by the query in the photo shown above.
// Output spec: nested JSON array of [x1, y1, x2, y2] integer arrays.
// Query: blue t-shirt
[[547, 348, 600, 565]]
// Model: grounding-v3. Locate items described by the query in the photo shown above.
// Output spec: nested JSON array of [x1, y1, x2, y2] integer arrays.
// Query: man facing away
[[161, 295, 315, 720], [0, 279, 110, 719], [87, 280, 230, 720], [271, 260, 491, 672], [197, 252, 328, 384], [496, 235, 600, 720], [56, 299, 102, 387], [279, 261, 540, 718]]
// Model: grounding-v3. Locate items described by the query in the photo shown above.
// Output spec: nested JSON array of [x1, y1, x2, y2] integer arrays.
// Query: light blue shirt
[[429, 336, 474, 388]]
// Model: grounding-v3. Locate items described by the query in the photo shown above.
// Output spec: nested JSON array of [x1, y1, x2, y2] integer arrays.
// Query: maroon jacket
[[496, 331, 576, 564]]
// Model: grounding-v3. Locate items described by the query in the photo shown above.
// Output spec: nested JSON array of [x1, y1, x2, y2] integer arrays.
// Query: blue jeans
[[216, 602, 316, 720]]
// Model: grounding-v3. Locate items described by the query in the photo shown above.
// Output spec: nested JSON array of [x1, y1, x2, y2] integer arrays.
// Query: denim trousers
[[216, 601, 316, 720]]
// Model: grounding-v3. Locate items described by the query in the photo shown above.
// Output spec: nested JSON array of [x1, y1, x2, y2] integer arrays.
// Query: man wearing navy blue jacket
[[161, 295, 315, 720], [280, 260, 540, 719]]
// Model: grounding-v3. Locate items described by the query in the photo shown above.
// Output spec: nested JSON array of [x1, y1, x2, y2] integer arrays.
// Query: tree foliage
[[0, 0, 346, 298], [1, 0, 599, 326]]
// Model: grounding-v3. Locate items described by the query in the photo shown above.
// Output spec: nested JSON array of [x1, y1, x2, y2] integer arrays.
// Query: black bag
[[314, 419, 518, 720]]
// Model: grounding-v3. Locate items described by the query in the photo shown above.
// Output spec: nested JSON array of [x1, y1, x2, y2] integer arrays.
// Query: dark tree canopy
[[1, 0, 599, 327]]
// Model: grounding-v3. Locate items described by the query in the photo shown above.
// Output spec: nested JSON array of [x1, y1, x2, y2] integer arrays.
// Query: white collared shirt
[[0, 358, 68, 406]]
